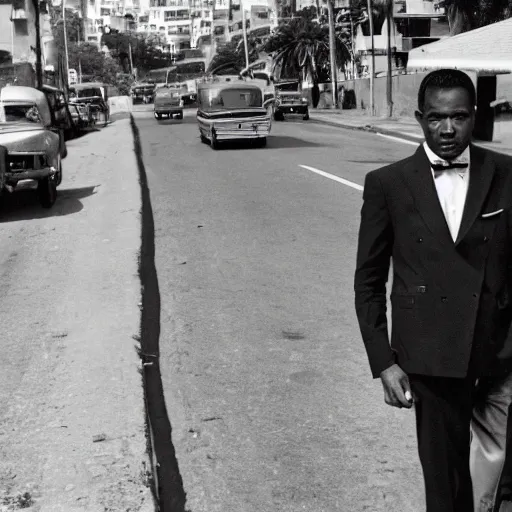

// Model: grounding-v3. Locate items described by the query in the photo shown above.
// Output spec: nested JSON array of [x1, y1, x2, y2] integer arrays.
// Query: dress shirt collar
[[423, 142, 470, 168]]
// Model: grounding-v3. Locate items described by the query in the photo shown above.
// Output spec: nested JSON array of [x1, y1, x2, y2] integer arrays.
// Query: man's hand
[[380, 364, 414, 409]]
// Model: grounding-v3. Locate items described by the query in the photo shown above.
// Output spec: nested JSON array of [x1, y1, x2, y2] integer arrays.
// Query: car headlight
[[301, 97, 308, 103]]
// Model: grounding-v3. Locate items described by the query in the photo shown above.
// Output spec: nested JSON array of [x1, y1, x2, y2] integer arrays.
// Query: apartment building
[[0, 0, 54, 85]]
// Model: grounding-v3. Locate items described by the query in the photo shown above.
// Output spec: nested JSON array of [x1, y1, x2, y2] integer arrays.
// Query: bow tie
[[431, 162, 469, 173]]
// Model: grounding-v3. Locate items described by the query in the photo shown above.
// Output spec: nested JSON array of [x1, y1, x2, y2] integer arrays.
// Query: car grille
[[8, 154, 47, 172]]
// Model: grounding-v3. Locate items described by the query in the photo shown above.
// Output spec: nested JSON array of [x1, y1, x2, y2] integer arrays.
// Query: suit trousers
[[409, 372, 512, 512]]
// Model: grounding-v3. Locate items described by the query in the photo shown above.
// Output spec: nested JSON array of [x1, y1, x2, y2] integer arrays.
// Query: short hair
[[417, 69, 476, 111]]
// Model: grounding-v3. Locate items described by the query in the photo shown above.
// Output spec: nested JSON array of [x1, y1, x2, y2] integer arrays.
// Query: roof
[[0, 86, 46, 103], [407, 17, 512, 75]]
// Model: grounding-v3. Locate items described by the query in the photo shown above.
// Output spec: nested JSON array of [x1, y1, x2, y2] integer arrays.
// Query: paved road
[[134, 107, 424, 512]]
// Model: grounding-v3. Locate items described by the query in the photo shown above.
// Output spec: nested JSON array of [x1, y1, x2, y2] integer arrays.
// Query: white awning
[[407, 17, 512, 75]]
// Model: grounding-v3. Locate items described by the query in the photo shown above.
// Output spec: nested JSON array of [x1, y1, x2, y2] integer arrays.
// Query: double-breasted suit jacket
[[354, 144, 512, 379]]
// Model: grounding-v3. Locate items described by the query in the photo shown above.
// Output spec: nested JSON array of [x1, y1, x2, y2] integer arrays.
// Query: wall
[[310, 72, 512, 117]]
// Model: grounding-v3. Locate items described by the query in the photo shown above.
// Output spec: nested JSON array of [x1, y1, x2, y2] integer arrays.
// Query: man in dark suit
[[354, 68, 512, 512]]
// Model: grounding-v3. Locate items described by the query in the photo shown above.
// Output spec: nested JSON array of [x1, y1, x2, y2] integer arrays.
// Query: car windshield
[[74, 88, 102, 98], [199, 87, 262, 109], [276, 83, 299, 92], [0, 102, 43, 125]]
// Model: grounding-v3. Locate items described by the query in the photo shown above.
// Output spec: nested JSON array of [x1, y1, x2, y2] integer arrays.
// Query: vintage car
[[196, 80, 273, 149], [154, 86, 184, 119], [69, 82, 110, 126], [131, 83, 155, 104], [69, 102, 94, 130], [273, 80, 309, 121], [0, 86, 63, 207]]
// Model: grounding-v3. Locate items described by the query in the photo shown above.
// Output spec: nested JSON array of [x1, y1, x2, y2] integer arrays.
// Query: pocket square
[[481, 209, 504, 218]]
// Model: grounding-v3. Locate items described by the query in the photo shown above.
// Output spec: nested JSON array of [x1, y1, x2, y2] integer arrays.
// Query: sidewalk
[[0, 120, 155, 511], [310, 108, 512, 156]]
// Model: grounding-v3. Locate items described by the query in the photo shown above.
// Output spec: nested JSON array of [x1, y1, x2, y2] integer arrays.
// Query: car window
[[0, 103, 43, 125]]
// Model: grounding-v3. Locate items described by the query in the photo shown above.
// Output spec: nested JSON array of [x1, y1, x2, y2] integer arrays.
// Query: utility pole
[[366, 0, 375, 115], [128, 42, 134, 75], [62, 0, 70, 85], [241, 1, 250, 69], [33, 0, 43, 88], [386, 1, 393, 117], [327, 0, 337, 109]]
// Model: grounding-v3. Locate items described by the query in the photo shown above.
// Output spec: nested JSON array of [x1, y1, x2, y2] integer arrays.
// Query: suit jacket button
[[417, 237, 423, 243], [441, 297, 448, 303], [483, 236, 489, 242]]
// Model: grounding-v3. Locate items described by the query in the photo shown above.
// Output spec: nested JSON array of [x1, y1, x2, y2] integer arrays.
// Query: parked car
[[131, 83, 155, 104], [273, 80, 309, 121], [154, 86, 184, 120], [40, 84, 75, 144], [69, 102, 95, 130], [0, 86, 63, 207], [69, 82, 110, 126], [196, 79, 273, 149]]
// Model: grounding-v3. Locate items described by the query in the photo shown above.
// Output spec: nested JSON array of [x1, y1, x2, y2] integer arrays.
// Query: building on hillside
[[0, 0, 54, 86], [354, 0, 449, 77]]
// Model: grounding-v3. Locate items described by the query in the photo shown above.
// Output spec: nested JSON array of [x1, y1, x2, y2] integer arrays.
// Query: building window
[[13, 19, 28, 36]]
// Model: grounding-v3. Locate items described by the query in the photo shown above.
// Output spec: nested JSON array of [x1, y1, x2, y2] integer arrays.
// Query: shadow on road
[[155, 117, 196, 126], [0, 184, 98, 223]]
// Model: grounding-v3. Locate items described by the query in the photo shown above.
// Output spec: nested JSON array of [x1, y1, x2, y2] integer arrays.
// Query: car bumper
[[154, 107, 182, 114], [215, 124, 271, 141], [276, 105, 308, 114], [6, 166, 57, 182]]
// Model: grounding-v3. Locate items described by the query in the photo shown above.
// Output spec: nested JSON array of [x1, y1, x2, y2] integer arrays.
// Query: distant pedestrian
[[354, 68, 512, 512]]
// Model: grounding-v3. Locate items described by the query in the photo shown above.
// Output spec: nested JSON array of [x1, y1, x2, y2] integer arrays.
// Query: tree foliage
[[263, 8, 351, 83], [49, 6, 83, 55], [207, 39, 260, 74], [443, 0, 512, 34], [67, 42, 122, 84], [101, 32, 172, 75]]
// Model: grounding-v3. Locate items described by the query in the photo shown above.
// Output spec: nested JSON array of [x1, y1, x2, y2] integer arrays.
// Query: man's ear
[[414, 110, 423, 123]]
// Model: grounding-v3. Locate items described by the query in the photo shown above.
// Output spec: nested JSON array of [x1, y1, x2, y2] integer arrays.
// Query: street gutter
[[131, 115, 188, 512]]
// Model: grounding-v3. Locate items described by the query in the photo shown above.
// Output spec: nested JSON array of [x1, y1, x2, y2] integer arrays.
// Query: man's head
[[415, 69, 476, 160]]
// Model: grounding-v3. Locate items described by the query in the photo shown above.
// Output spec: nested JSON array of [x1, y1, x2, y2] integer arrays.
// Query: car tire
[[274, 112, 284, 121], [258, 137, 267, 148], [177, 112, 183, 120], [303, 111, 310, 121], [200, 133, 208, 144], [38, 176, 57, 208]]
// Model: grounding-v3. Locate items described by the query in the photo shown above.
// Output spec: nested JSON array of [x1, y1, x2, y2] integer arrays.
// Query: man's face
[[415, 86, 475, 160]]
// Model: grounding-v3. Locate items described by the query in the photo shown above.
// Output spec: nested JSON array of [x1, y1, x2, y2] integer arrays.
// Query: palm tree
[[442, 0, 511, 35], [263, 9, 351, 107]]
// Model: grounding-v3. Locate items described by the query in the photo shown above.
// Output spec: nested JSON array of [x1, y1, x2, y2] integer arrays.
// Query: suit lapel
[[455, 145, 496, 245], [401, 146, 454, 244]]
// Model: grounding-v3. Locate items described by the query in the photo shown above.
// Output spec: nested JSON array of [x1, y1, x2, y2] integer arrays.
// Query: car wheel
[[177, 112, 183, 120], [274, 112, 283, 121], [38, 176, 57, 208], [200, 133, 208, 144], [303, 111, 310, 121]]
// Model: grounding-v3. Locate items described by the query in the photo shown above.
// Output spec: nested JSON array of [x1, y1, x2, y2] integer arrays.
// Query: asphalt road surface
[[134, 106, 424, 512]]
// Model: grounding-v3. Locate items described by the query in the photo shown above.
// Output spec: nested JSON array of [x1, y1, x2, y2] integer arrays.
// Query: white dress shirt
[[423, 142, 470, 242]]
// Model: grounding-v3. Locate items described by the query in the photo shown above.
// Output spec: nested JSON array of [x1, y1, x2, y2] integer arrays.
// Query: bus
[[146, 58, 207, 90]]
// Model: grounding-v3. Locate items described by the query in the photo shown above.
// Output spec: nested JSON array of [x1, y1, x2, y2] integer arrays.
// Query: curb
[[309, 115, 424, 144]]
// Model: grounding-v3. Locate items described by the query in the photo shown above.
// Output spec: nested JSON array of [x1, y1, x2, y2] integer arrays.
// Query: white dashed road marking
[[299, 165, 364, 192], [377, 133, 421, 146]]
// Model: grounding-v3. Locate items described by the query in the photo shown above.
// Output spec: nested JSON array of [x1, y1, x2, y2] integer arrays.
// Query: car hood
[[0, 126, 58, 153]]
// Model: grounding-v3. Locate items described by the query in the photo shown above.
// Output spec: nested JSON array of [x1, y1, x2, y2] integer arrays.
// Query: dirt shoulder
[[0, 121, 155, 511]]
